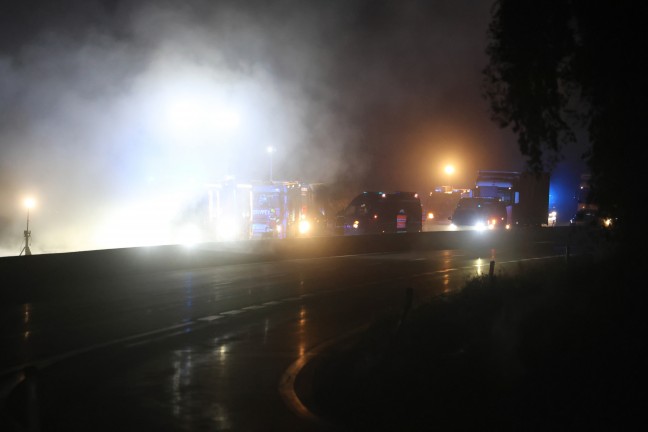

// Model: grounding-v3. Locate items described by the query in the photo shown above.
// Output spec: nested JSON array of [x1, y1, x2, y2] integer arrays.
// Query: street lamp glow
[[444, 165, 455, 176], [217, 109, 240, 130], [24, 198, 35, 209], [162, 91, 242, 143]]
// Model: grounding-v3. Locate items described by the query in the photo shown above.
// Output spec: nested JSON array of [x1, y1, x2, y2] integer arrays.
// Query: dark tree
[[483, 0, 646, 232]]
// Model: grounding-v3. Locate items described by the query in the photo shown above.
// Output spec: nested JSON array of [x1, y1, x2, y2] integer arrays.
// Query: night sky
[[0, 0, 587, 255]]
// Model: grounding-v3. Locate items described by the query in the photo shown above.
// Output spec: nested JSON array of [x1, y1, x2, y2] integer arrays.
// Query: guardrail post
[[6, 366, 40, 432], [397, 285, 414, 332], [403, 285, 413, 317], [26, 366, 40, 432], [489, 260, 495, 280]]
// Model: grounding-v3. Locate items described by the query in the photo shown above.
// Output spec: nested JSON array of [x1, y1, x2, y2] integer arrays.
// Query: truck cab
[[473, 170, 550, 227]]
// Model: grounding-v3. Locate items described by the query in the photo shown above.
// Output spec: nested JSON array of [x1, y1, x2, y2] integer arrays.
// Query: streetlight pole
[[20, 198, 34, 256], [267, 146, 275, 182]]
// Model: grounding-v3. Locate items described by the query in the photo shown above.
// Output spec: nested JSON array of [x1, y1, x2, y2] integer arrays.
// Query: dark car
[[448, 197, 508, 230], [569, 208, 614, 228], [336, 191, 423, 235]]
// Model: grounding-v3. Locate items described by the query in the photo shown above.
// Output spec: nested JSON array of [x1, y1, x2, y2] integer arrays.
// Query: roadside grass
[[310, 246, 645, 431]]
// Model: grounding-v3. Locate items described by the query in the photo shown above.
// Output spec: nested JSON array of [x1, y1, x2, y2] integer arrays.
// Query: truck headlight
[[298, 220, 311, 234]]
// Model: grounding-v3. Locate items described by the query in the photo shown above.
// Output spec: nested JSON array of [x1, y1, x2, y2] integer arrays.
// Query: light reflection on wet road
[[0, 236, 566, 431]]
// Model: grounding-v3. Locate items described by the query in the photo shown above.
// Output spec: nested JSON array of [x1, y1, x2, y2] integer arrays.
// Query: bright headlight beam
[[298, 220, 311, 235]]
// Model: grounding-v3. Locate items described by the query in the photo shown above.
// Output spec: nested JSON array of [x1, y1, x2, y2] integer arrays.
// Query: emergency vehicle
[[206, 180, 330, 240], [335, 191, 423, 235], [472, 170, 550, 227]]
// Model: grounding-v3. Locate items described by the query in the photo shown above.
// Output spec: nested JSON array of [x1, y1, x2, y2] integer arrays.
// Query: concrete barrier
[[0, 227, 573, 303]]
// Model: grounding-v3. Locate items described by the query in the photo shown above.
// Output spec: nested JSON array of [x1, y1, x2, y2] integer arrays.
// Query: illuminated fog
[[0, 0, 529, 256]]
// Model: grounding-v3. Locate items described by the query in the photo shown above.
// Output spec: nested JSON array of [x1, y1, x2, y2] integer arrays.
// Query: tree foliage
[[483, 0, 646, 228]]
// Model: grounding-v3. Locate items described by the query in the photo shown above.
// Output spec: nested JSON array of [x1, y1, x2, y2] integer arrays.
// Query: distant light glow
[[177, 224, 202, 247], [216, 109, 241, 130], [166, 98, 203, 131], [158, 82, 243, 147], [217, 216, 241, 241], [444, 165, 455, 175], [24, 198, 35, 209], [93, 188, 202, 249], [298, 220, 310, 234]]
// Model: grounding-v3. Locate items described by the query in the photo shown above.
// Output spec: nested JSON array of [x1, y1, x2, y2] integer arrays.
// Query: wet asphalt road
[[0, 229, 571, 431]]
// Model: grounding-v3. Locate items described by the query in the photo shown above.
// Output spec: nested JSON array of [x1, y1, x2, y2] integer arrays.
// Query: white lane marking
[[263, 301, 281, 306], [242, 305, 265, 310], [4, 291, 324, 374], [197, 315, 223, 322], [496, 254, 564, 264], [0, 321, 194, 377], [1, 295, 299, 376], [220, 310, 244, 316], [279, 323, 372, 423], [278, 253, 567, 423], [126, 329, 194, 348]]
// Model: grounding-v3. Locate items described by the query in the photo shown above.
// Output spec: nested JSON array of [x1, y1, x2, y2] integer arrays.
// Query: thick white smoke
[[0, 1, 363, 255], [0, 0, 541, 256]]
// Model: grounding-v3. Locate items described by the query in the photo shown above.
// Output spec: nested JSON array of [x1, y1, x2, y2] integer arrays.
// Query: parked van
[[335, 191, 423, 235]]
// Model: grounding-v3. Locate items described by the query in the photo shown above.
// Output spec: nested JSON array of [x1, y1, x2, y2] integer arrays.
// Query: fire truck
[[206, 180, 330, 240], [250, 181, 331, 238], [205, 181, 253, 241]]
